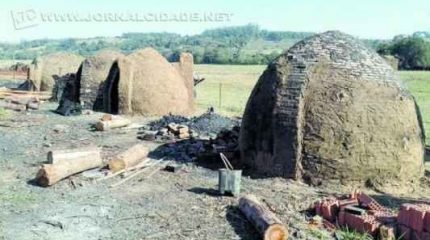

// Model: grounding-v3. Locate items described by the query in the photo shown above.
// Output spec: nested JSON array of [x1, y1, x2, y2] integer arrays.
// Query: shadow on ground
[[226, 205, 260, 240], [187, 187, 220, 197], [370, 193, 430, 209], [147, 138, 240, 170]]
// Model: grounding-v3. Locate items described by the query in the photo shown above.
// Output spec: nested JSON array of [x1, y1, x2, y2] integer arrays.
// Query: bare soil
[[0, 102, 430, 240]]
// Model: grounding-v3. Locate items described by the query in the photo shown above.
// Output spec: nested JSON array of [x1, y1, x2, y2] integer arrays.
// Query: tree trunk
[[47, 147, 101, 164], [238, 194, 288, 240], [109, 144, 149, 172], [36, 148, 103, 187]]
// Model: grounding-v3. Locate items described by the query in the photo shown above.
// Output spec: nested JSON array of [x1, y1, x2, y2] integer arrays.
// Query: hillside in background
[[0, 24, 427, 66]]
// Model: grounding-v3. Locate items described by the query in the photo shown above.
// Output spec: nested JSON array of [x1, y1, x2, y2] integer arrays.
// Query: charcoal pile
[[148, 114, 189, 131], [189, 112, 238, 137], [152, 139, 207, 162], [211, 126, 240, 158], [143, 110, 239, 140], [144, 125, 240, 164]]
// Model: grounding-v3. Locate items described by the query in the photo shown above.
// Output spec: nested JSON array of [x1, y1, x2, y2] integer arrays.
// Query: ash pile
[[138, 110, 240, 162]]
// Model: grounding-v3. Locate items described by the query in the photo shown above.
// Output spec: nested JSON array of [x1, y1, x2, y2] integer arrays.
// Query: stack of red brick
[[314, 190, 398, 239], [397, 203, 430, 240]]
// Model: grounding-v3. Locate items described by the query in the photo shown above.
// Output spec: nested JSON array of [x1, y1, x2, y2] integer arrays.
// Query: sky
[[0, 0, 429, 42]]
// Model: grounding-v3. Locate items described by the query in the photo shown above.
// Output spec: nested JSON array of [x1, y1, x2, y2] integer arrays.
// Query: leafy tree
[[379, 36, 430, 70]]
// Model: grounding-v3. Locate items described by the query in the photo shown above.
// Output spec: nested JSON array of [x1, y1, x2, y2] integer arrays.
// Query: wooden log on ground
[[26, 101, 40, 110], [95, 116, 131, 131], [108, 144, 149, 172], [238, 194, 288, 240], [0, 89, 50, 95], [5, 96, 35, 105], [0, 101, 26, 112], [36, 148, 103, 187], [4, 96, 40, 110], [0, 93, 51, 101], [47, 146, 101, 164]]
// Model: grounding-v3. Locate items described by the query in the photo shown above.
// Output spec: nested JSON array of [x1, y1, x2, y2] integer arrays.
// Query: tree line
[[0, 24, 314, 64], [1, 24, 429, 68]]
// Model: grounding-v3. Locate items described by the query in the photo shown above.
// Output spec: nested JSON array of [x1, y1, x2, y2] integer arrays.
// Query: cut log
[[47, 147, 101, 164], [238, 195, 288, 240], [0, 101, 26, 111], [0, 90, 51, 101], [95, 117, 131, 131], [26, 101, 40, 110], [5, 96, 35, 105], [36, 149, 103, 187], [100, 114, 113, 121], [108, 144, 149, 172]]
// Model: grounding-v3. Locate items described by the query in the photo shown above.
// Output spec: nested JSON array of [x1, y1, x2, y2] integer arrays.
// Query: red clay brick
[[399, 208, 412, 226], [372, 210, 397, 225], [315, 201, 322, 216], [338, 199, 358, 209], [357, 192, 386, 211], [321, 200, 338, 222], [363, 219, 380, 235], [343, 212, 381, 235], [409, 206, 426, 231], [425, 212, 430, 233], [338, 210, 345, 226]]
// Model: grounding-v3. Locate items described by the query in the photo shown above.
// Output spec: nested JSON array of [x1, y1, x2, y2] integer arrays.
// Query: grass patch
[[194, 64, 265, 117], [0, 108, 9, 120], [195, 65, 430, 144], [399, 71, 430, 143], [336, 227, 373, 240], [309, 228, 332, 240], [0, 191, 36, 204]]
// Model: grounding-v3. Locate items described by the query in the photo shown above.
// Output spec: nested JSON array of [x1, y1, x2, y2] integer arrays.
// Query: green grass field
[[194, 64, 265, 116], [195, 65, 430, 143]]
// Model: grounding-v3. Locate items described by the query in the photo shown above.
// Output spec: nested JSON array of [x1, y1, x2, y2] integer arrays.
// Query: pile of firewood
[[0, 88, 51, 112], [0, 96, 41, 111]]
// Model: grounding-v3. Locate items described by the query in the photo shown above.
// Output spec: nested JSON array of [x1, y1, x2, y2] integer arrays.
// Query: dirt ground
[[1, 102, 430, 240]]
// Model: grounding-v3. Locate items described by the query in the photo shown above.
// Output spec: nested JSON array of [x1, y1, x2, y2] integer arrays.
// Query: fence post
[[219, 82, 222, 109]]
